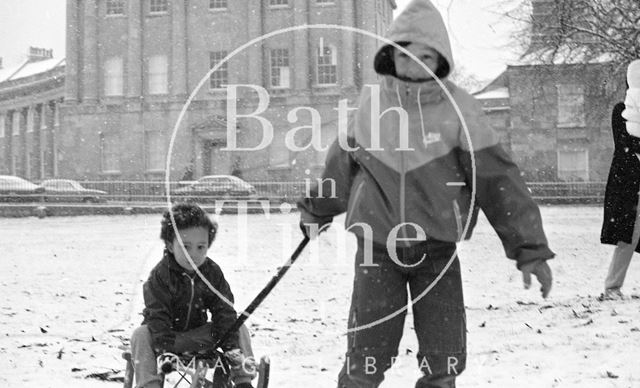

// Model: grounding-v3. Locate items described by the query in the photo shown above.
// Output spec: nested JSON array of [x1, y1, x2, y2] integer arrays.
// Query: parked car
[[0, 175, 45, 202], [172, 175, 258, 202], [41, 179, 107, 203]]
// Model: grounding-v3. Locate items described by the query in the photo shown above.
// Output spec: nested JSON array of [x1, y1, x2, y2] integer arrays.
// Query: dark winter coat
[[601, 102, 640, 253], [141, 251, 239, 352], [298, 0, 554, 269]]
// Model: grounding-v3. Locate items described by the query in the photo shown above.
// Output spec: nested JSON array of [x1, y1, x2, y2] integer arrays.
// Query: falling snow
[[0, 205, 639, 387]]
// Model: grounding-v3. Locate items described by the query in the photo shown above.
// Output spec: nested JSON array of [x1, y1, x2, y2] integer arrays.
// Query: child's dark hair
[[160, 203, 217, 247]]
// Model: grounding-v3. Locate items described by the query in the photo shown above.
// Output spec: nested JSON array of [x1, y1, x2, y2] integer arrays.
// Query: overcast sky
[[395, 0, 526, 82], [0, 0, 523, 83]]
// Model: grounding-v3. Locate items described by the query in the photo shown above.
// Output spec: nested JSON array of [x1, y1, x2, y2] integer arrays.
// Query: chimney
[[28, 47, 54, 62], [529, 0, 560, 50]]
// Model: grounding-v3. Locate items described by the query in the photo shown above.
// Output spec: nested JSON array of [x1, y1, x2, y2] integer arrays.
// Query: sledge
[[122, 350, 270, 388], [121, 237, 308, 388]]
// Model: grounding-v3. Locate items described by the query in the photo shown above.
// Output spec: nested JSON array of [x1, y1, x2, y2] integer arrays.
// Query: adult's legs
[[408, 243, 466, 388], [337, 244, 409, 388], [605, 195, 640, 292], [605, 242, 636, 291]]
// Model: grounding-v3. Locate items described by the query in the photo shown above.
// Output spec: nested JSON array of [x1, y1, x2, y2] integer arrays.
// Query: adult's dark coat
[[601, 102, 640, 253]]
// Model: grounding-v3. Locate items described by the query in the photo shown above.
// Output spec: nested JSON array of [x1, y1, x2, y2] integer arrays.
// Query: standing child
[[600, 59, 640, 300], [298, 0, 554, 387], [130, 203, 256, 388]]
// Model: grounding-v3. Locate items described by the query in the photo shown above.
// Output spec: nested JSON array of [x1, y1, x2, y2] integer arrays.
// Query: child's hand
[[520, 260, 553, 298]]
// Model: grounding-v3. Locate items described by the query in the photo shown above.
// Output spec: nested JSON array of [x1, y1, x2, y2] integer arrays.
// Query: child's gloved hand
[[224, 348, 257, 380], [520, 259, 553, 298], [299, 210, 332, 239]]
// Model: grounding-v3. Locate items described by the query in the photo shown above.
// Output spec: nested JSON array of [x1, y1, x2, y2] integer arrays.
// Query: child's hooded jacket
[[298, 0, 554, 268], [142, 251, 239, 352]]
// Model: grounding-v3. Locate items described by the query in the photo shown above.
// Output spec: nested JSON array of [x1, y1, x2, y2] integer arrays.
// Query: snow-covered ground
[[1, 205, 639, 388]]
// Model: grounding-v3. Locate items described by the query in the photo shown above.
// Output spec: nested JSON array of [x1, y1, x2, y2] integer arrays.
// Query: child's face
[[168, 226, 210, 272], [393, 43, 440, 81]]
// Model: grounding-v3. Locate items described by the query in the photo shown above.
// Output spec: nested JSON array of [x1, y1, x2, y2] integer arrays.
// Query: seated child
[[130, 203, 256, 388]]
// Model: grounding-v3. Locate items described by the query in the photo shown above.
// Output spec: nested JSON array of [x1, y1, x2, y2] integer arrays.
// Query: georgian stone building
[[61, 0, 396, 181], [473, 0, 624, 182], [0, 48, 65, 180], [476, 63, 623, 182]]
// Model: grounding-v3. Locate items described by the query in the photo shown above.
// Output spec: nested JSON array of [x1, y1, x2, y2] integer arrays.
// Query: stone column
[[293, 0, 309, 90], [38, 104, 46, 179], [127, 0, 143, 98], [171, 0, 187, 97], [52, 102, 59, 177], [246, 0, 263, 87], [340, 0, 355, 88], [360, 4, 377, 85], [65, 0, 79, 102], [83, 0, 99, 102]]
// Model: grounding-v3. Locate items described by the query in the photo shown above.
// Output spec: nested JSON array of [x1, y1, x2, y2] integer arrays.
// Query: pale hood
[[374, 0, 454, 79]]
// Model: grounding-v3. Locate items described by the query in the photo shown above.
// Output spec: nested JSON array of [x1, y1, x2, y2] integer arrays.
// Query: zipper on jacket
[[182, 273, 195, 331], [400, 159, 407, 240], [398, 86, 410, 240], [452, 200, 463, 241]]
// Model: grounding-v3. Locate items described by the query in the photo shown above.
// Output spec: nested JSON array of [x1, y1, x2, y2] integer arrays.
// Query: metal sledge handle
[[213, 237, 310, 350]]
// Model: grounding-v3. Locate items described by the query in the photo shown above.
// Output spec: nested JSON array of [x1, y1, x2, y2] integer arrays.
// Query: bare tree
[[449, 63, 485, 93], [501, 0, 640, 74]]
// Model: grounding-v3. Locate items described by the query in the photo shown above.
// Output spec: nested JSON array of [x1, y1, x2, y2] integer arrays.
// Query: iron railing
[[0, 179, 606, 204]]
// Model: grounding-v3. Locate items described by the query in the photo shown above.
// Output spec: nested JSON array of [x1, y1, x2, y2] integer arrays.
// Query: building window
[[104, 57, 124, 96], [26, 107, 34, 133], [0, 114, 5, 138], [317, 41, 337, 85], [12, 111, 20, 136], [149, 0, 168, 14], [558, 149, 589, 181], [100, 132, 121, 173], [557, 84, 585, 128], [209, 51, 228, 90], [106, 0, 125, 15], [270, 48, 290, 88], [145, 131, 165, 171], [148, 55, 168, 95], [269, 0, 288, 6], [269, 142, 290, 168], [316, 0, 335, 4], [209, 0, 227, 9]]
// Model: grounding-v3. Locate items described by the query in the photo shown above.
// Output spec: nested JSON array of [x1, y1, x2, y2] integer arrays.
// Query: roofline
[[0, 65, 65, 95], [1, 59, 30, 83], [473, 70, 508, 95], [506, 61, 614, 70]]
